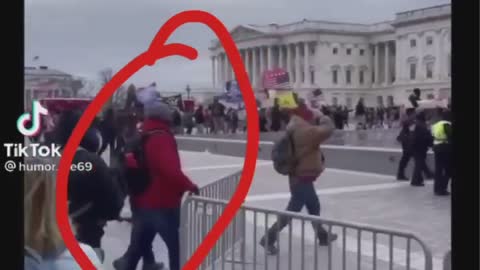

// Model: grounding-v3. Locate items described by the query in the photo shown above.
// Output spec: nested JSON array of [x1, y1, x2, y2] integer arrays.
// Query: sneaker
[[143, 262, 165, 270], [259, 240, 278, 255], [319, 233, 338, 246]]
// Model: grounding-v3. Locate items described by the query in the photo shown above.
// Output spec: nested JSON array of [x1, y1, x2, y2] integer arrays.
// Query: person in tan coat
[[260, 110, 338, 255]]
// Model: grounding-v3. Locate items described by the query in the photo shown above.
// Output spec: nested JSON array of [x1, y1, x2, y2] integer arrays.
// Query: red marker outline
[[56, 10, 259, 270]]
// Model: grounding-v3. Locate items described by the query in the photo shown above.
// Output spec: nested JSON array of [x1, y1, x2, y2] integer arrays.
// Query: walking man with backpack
[[260, 110, 338, 255], [114, 99, 199, 270]]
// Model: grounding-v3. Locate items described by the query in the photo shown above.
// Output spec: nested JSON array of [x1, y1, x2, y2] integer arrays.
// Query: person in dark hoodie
[[116, 99, 199, 270], [410, 111, 434, 186], [55, 110, 125, 262]]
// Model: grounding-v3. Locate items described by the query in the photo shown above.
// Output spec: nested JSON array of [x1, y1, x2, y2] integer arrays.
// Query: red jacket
[[131, 118, 197, 209]]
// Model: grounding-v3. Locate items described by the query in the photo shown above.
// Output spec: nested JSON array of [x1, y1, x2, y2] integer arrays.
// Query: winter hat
[[143, 98, 173, 123]]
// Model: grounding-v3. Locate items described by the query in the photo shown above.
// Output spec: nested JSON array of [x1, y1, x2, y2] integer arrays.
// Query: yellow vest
[[432, 120, 451, 144]]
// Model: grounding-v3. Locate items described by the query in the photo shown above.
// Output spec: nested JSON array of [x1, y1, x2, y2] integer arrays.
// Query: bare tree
[[99, 68, 127, 110], [99, 68, 114, 86], [70, 79, 84, 97]]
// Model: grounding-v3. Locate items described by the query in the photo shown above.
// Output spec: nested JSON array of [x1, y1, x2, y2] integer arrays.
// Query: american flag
[[262, 68, 290, 89]]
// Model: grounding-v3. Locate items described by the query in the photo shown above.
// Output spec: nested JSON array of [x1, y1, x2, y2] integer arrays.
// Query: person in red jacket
[[115, 99, 199, 270]]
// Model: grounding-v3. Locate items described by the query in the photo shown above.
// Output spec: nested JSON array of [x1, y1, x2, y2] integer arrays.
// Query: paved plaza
[[101, 150, 450, 270]]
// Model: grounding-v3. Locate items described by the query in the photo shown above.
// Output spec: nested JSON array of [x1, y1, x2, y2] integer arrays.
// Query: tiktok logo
[[17, 100, 49, 137]]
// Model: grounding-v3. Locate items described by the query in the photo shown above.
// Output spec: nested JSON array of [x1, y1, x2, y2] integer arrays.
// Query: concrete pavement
[[101, 150, 450, 270]]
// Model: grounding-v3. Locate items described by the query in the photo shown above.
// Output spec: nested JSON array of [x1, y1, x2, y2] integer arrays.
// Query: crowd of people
[[396, 88, 452, 195], [24, 86, 451, 269], [26, 97, 199, 270], [163, 97, 407, 137]]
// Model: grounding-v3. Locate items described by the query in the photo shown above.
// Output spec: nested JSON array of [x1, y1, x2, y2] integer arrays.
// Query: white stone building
[[209, 4, 451, 107], [24, 66, 76, 107]]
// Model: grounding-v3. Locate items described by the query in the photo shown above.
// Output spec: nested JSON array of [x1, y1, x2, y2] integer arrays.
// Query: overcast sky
[[25, 0, 449, 91]]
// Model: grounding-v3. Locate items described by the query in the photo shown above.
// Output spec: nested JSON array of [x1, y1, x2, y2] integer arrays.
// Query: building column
[[229, 55, 235, 81], [225, 54, 231, 82], [217, 54, 223, 87], [398, 38, 405, 82], [211, 56, 216, 88], [252, 48, 258, 87], [245, 49, 251, 83], [267, 46, 273, 70], [304, 42, 310, 86], [435, 29, 442, 80], [279, 46, 285, 69], [295, 43, 301, 86], [385, 42, 390, 85], [259, 46, 265, 87], [287, 44, 293, 83], [394, 38, 401, 83], [417, 32, 425, 80], [374, 43, 379, 85]]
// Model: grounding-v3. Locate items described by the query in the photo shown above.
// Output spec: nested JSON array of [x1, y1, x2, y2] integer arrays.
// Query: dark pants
[[434, 144, 451, 193], [76, 220, 105, 250], [397, 148, 412, 178], [126, 208, 180, 270], [411, 152, 431, 185], [398, 148, 433, 179], [262, 178, 328, 246], [119, 207, 157, 267], [99, 135, 115, 157]]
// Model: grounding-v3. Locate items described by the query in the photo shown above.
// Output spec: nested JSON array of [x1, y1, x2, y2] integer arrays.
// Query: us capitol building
[[209, 4, 451, 107]]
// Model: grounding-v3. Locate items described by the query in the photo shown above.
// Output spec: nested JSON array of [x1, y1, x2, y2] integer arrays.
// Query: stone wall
[[175, 133, 435, 176]]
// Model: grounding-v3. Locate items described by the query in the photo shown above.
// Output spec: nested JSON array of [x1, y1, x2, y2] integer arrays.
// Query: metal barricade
[[199, 170, 242, 200], [182, 171, 245, 270], [180, 196, 433, 270]]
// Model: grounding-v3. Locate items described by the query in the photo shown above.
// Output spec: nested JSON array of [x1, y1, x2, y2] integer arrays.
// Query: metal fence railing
[[198, 170, 242, 200], [180, 196, 433, 270], [181, 170, 245, 270]]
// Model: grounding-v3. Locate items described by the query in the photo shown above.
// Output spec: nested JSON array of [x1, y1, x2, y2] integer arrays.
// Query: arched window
[[407, 57, 418, 80], [377, 96, 384, 107], [448, 53, 451, 77], [345, 65, 354, 85], [387, 96, 394, 107], [332, 96, 338, 106], [331, 65, 341, 85], [359, 65, 368, 85]]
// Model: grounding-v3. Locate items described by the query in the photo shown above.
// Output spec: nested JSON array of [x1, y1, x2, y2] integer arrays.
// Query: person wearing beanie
[[116, 99, 199, 270]]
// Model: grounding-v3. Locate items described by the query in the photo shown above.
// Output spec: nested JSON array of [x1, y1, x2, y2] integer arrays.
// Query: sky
[[25, 0, 449, 92]]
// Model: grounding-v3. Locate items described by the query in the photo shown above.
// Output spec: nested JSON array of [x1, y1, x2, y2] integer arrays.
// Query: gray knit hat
[[143, 98, 173, 123]]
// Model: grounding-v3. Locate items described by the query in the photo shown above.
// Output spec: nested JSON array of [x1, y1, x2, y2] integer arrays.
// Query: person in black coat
[[98, 108, 117, 157], [396, 108, 415, 180], [270, 99, 282, 132], [55, 110, 125, 262], [408, 88, 421, 108], [410, 112, 434, 186]]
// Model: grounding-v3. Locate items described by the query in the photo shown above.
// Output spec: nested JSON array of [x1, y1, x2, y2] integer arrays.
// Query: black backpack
[[271, 131, 297, 175], [123, 130, 166, 196]]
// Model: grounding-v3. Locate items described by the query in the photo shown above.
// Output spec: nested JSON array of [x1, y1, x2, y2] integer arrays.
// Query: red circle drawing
[[56, 10, 259, 270]]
